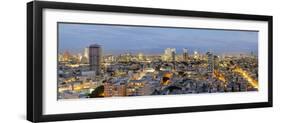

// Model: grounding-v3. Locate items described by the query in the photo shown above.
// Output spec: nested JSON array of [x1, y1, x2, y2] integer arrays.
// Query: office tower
[[89, 44, 102, 75], [163, 48, 176, 61], [183, 48, 188, 61], [171, 49, 176, 62], [206, 51, 214, 73], [214, 55, 219, 70], [83, 47, 89, 59]]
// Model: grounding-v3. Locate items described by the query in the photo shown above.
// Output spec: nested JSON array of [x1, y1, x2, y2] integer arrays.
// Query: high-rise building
[[206, 51, 214, 73], [163, 48, 176, 61], [84, 47, 89, 59], [89, 44, 102, 75], [183, 48, 188, 61], [82, 47, 89, 64], [213, 55, 219, 70], [172, 50, 176, 62], [193, 50, 199, 59]]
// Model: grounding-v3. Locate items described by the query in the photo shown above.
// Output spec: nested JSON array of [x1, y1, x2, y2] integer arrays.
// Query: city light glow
[[213, 70, 226, 83], [233, 66, 258, 88]]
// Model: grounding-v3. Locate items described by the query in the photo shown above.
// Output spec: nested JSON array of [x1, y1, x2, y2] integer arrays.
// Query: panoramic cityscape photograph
[[57, 23, 259, 99]]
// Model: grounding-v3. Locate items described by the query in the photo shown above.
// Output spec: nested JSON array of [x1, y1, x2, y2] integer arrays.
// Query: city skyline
[[58, 23, 259, 99], [58, 23, 258, 55]]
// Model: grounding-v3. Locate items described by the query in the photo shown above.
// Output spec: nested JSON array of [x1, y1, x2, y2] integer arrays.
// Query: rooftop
[[89, 44, 101, 48]]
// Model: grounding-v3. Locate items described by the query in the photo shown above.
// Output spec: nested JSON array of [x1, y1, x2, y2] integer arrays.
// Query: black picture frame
[[27, 1, 273, 122]]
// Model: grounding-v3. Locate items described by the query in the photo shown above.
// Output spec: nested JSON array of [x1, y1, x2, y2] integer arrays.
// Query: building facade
[[89, 44, 102, 75], [183, 48, 188, 62]]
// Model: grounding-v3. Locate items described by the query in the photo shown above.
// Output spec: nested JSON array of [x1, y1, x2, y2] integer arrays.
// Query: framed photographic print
[[27, 1, 273, 122]]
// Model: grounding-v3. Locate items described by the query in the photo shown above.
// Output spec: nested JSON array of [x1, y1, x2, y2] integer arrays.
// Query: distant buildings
[[213, 55, 219, 70], [138, 53, 144, 61], [206, 51, 214, 73], [172, 50, 176, 62], [193, 50, 199, 59], [84, 47, 89, 59], [83, 47, 89, 60], [58, 45, 259, 99], [60, 51, 71, 62], [125, 52, 132, 62], [89, 44, 102, 75], [207, 51, 220, 77], [162, 48, 176, 61], [183, 48, 188, 62]]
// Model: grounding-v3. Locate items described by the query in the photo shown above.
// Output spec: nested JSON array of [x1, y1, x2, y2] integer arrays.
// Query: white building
[[162, 48, 176, 61]]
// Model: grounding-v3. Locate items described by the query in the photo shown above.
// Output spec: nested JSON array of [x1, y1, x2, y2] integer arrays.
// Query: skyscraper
[[83, 47, 89, 59], [163, 48, 176, 61], [213, 55, 219, 70], [172, 50, 176, 62], [183, 48, 188, 61], [206, 51, 214, 73], [89, 44, 102, 75]]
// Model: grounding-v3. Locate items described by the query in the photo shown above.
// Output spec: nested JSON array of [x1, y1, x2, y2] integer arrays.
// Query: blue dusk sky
[[58, 23, 258, 55]]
